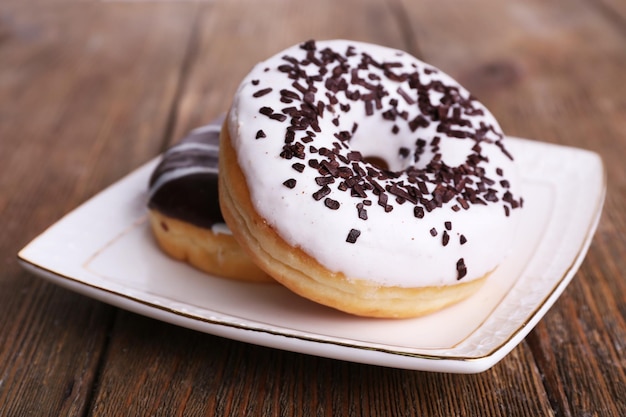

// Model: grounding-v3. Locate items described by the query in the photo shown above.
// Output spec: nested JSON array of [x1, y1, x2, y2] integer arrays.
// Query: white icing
[[162, 142, 218, 157], [211, 222, 233, 235], [229, 40, 522, 287], [191, 124, 222, 135]]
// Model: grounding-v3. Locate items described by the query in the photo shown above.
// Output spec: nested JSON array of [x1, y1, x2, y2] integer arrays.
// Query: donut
[[219, 40, 523, 317], [148, 118, 271, 282]]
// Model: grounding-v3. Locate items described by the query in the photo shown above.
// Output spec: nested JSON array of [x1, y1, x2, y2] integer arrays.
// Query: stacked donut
[[150, 40, 523, 318], [147, 120, 271, 282]]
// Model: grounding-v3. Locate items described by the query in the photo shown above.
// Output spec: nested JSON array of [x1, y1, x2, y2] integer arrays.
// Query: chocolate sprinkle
[[313, 185, 331, 200], [270, 113, 287, 122], [256, 130, 266, 139], [253, 87, 273, 98], [259, 106, 273, 116], [283, 178, 297, 189], [456, 258, 467, 280], [324, 198, 340, 210], [346, 228, 361, 243], [292, 162, 305, 172], [356, 202, 368, 220], [442, 230, 450, 246]]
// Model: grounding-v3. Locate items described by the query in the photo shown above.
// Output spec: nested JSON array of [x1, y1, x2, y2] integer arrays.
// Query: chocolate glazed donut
[[148, 117, 272, 282], [149, 119, 224, 229]]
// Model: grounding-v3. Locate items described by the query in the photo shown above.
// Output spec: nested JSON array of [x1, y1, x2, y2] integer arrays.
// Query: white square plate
[[18, 137, 605, 373]]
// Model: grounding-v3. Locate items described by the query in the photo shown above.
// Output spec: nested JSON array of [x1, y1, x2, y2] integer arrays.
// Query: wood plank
[[590, 0, 626, 34], [527, 225, 626, 416], [91, 312, 554, 417], [167, 0, 408, 144], [0, 2, 198, 415], [396, 0, 626, 415], [87, 1, 555, 416]]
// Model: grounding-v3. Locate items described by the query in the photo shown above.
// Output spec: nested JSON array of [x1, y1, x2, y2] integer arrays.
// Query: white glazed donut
[[219, 40, 523, 317]]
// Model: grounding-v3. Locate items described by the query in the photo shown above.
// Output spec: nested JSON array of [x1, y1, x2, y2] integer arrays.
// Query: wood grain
[[167, 0, 407, 146], [0, 0, 624, 415], [91, 313, 554, 417], [0, 2, 198, 415]]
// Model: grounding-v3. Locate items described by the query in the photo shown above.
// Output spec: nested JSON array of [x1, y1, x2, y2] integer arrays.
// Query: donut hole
[[363, 155, 390, 171]]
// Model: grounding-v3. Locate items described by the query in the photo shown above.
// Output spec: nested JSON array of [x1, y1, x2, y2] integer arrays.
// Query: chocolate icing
[[148, 118, 224, 229]]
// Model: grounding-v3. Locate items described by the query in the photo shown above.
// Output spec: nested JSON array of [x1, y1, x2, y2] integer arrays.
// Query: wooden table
[[2, 0, 625, 415]]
